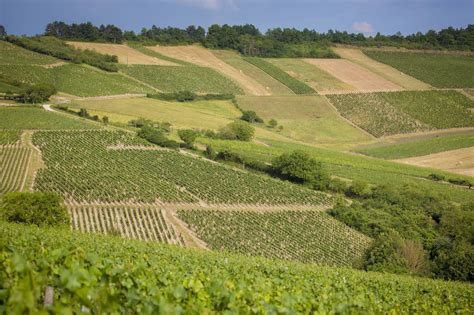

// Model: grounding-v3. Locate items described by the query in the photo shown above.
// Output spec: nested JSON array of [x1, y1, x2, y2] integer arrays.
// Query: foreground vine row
[[0, 145, 31, 193]]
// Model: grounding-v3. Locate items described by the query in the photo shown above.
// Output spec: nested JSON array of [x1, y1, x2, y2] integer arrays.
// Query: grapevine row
[[0, 145, 31, 193]]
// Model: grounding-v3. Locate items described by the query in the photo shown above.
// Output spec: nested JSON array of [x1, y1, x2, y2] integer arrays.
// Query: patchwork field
[[364, 50, 474, 88], [213, 50, 292, 95], [265, 58, 354, 94], [179, 209, 371, 267], [120, 64, 243, 94], [150, 45, 270, 95], [67, 41, 178, 65], [396, 146, 474, 177], [327, 90, 474, 137], [68, 97, 241, 130], [305, 59, 402, 92], [334, 47, 431, 90], [356, 133, 474, 159], [236, 95, 372, 147], [33, 130, 330, 205]]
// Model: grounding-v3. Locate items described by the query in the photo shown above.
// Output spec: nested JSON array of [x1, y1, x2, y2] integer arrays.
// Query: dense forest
[[32, 21, 474, 56]]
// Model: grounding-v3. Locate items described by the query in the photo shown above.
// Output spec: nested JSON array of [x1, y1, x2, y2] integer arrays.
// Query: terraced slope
[[2, 221, 472, 313], [364, 50, 474, 88], [178, 209, 372, 267], [33, 130, 330, 205], [305, 59, 402, 92], [150, 45, 271, 95], [67, 42, 178, 65], [334, 47, 431, 90]]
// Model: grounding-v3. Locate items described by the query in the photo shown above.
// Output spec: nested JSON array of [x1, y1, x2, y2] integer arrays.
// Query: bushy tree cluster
[[45, 21, 124, 43], [218, 121, 255, 141], [16, 84, 56, 104]]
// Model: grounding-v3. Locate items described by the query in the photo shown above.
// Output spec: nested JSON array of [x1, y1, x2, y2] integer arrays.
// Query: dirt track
[[305, 59, 403, 92], [396, 146, 474, 177], [68, 42, 178, 66], [151, 45, 271, 96]]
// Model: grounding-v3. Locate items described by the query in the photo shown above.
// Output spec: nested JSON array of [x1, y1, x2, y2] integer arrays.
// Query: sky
[[1, 0, 473, 36]]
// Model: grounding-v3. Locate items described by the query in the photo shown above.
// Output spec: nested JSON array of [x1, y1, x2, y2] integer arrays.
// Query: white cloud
[[175, 0, 233, 10], [352, 21, 374, 34]]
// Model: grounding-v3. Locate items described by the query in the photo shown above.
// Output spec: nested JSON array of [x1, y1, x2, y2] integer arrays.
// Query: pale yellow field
[[304, 59, 403, 92], [150, 45, 271, 96], [333, 47, 431, 90], [68, 42, 179, 66]]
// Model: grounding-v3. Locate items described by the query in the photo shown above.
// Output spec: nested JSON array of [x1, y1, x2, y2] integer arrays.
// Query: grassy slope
[[356, 133, 474, 159], [178, 209, 371, 267], [68, 97, 241, 130], [199, 138, 474, 203], [0, 107, 100, 129], [237, 95, 372, 147], [127, 43, 193, 65], [120, 65, 244, 94], [266, 58, 354, 93], [2, 221, 472, 313], [213, 50, 293, 95], [0, 40, 57, 65], [364, 50, 474, 88], [0, 81, 22, 93]]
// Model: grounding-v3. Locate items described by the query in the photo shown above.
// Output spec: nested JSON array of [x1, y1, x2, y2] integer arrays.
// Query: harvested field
[[396, 147, 474, 177], [68, 42, 178, 66], [150, 45, 271, 95], [305, 59, 402, 92], [333, 47, 431, 90]]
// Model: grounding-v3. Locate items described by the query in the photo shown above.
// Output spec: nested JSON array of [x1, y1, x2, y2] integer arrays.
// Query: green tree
[[178, 129, 198, 147], [219, 121, 255, 141], [268, 119, 278, 128], [17, 84, 56, 104], [241, 111, 263, 123], [102, 116, 109, 125]]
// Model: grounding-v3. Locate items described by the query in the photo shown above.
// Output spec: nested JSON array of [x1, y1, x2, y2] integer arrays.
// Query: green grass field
[[236, 95, 372, 147], [0, 107, 100, 129], [2, 221, 472, 313], [178, 209, 371, 267], [213, 50, 293, 95], [120, 65, 244, 94], [327, 91, 474, 137], [68, 97, 241, 130], [0, 40, 57, 65], [265, 58, 354, 93], [364, 50, 474, 88], [356, 133, 474, 159], [0, 64, 153, 97], [243, 57, 316, 94]]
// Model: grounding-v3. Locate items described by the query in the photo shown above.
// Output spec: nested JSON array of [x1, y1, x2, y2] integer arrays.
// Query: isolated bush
[[364, 231, 410, 274], [218, 121, 255, 141], [347, 180, 371, 198], [205, 145, 217, 160], [102, 116, 109, 125], [241, 111, 263, 123], [268, 119, 278, 128], [138, 125, 178, 149], [178, 129, 198, 147], [428, 173, 445, 181], [0, 192, 69, 226]]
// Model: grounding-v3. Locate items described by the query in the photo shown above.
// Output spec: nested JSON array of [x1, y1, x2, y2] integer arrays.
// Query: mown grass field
[[0, 64, 153, 97], [236, 95, 372, 147], [243, 57, 316, 94], [0, 107, 100, 129], [179, 209, 371, 267], [120, 65, 244, 94], [213, 50, 293, 95], [68, 97, 241, 130], [327, 90, 474, 137], [364, 50, 474, 88], [356, 133, 474, 159], [265, 58, 353, 93], [199, 137, 474, 203], [2, 221, 472, 314]]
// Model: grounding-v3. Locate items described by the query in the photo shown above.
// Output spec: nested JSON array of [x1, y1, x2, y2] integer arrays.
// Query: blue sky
[[1, 0, 473, 36]]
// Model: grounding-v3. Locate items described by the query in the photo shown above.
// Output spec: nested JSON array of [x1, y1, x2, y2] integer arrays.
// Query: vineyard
[[0, 107, 100, 130], [1, 221, 473, 313], [33, 130, 330, 205], [0, 144, 31, 194], [0, 130, 21, 145], [68, 205, 185, 246], [178, 209, 372, 267], [0, 40, 57, 65], [243, 57, 316, 94]]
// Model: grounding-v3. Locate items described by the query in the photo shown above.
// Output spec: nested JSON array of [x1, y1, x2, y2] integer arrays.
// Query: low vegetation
[[179, 209, 371, 267], [364, 50, 474, 88], [0, 130, 20, 145], [243, 57, 316, 94], [0, 146, 31, 194]]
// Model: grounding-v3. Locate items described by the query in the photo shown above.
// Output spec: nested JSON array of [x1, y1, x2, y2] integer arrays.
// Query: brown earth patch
[[304, 59, 403, 92], [395, 146, 474, 177], [68, 42, 178, 66], [150, 45, 271, 96]]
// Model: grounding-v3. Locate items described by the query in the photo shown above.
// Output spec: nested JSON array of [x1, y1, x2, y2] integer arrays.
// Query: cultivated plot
[[305, 59, 402, 92], [0, 144, 31, 194], [67, 42, 179, 66], [150, 45, 271, 95]]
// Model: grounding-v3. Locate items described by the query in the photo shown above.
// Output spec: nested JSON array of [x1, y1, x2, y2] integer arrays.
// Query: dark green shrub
[[241, 111, 263, 123], [268, 119, 278, 128], [17, 84, 56, 103], [178, 129, 199, 147], [0, 192, 69, 226], [429, 173, 445, 181], [205, 145, 217, 160], [218, 121, 255, 141]]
